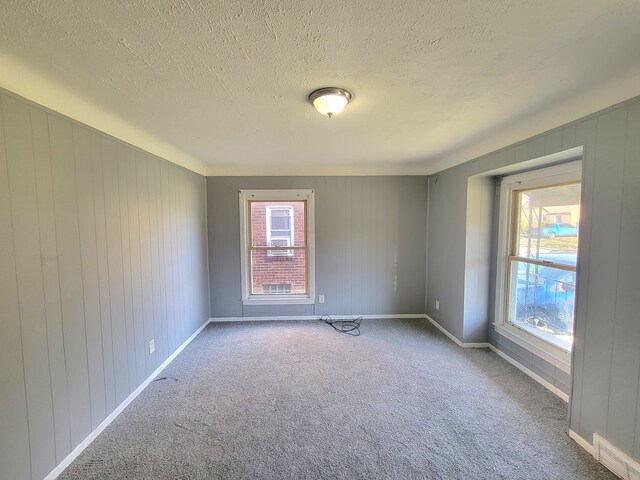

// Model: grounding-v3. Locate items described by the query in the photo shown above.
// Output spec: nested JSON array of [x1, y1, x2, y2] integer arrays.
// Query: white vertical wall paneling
[[73, 124, 107, 430], [188, 176, 197, 329], [0, 91, 32, 480], [0, 90, 209, 479], [182, 174, 191, 335], [117, 145, 137, 394], [544, 129, 563, 156], [147, 155, 164, 364], [373, 177, 385, 314], [351, 179, 363, 314], [101, 136, 130, 406], [49, 114, 93, 449], [32, 106, 72, 463], [182, 174, 191, 338], [607, 102, 640, 456], [125, 150, 146, 385], [206, 176, 427, 317], [90, 131, 116, 416], [382, 177, 394, 313], [160, 163, 176, 355], [579, 107, 628, 439], [568, 117, 598, 427], [323, 178, 338, 313], [362, 179, 373, 314], [561, 124, 577, 151], [170, 167, 182, 345], [136, 152, 155, 375], [4, 96, 58, 479], [153, 157, 168, 361], [336, 178, 343, 312]]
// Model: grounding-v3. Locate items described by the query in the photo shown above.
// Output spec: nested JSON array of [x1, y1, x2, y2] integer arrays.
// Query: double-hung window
[[239, 189, 315, 305], [494, 161, 581, 372]]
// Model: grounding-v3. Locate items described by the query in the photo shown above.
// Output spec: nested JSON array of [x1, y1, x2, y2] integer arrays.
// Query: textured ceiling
[[1, 0, 639, 175]]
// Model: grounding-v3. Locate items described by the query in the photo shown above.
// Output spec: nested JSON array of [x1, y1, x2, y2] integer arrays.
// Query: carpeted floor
[[59, 319, 616, 479]]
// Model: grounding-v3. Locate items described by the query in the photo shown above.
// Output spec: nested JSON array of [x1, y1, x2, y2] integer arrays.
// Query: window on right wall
[[494, 161, 582, 371]]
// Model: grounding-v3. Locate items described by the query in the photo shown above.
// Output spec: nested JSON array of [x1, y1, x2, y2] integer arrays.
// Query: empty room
[[1, 1, 640, 479]]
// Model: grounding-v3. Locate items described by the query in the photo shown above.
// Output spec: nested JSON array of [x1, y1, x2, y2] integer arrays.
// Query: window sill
[[493, 323, 571, 374], [242, 297, 315, 306]]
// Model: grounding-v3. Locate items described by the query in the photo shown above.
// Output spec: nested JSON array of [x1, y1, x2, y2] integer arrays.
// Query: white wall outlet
[[435, 300, 440, 311], [149, 339, 155, 354], [318, 294, 325, 303]]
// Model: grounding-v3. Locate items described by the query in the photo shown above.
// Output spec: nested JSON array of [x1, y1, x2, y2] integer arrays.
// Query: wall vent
[[593, 434, 640, 480]]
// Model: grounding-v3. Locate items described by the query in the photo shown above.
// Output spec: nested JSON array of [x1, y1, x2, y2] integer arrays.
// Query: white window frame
[[494, 161, 582, 374], [239, 189, 315, 305], [266, 206, 294, 257]]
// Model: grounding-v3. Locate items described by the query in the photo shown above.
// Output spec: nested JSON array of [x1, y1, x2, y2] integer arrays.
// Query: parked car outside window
[[529, 223, 578, 239]]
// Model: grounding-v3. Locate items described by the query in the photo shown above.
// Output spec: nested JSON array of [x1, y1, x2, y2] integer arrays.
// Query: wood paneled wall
[[207, 176, 428, 318], [0, 91, 209, 480], [426, 96, 640, 460]]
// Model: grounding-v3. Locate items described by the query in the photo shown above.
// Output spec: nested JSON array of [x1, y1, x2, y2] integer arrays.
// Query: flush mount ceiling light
[[308, 87, 352, 118]]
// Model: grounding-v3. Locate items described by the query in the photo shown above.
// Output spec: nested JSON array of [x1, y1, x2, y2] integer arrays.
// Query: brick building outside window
[[250, 201, 306, 295]]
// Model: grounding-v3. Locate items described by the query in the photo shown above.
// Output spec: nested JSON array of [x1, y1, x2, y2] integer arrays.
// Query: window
[[239, 189, 315, 305], [267, 206, 294, 256], [494, 161, 581, 372]]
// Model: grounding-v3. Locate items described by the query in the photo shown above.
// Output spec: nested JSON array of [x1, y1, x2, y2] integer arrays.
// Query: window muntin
[[239, 190, 315, 305], [505, 180, 581, 352]]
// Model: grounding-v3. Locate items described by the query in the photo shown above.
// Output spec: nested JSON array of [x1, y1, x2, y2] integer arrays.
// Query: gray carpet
[[59, 319, 616, 479]]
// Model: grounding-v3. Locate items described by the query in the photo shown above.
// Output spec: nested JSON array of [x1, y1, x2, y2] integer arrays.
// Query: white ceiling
[[1, 0, 639, 176]]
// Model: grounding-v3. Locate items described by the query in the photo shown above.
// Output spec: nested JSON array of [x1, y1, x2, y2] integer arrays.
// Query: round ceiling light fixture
[[308, 87, 352, 118]]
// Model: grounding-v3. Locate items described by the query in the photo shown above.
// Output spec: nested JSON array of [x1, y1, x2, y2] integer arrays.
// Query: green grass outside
[[520, 235, 578, 252]]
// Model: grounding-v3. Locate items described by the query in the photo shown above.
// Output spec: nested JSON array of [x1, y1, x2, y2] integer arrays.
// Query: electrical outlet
[[149, 339, 155, 354], [318, 294, 325, 303], [435, 300, 440, 311]]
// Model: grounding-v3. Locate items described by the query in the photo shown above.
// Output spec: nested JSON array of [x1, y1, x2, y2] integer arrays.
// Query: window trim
[[494, 161, 582, 374], [239, 189, 315, 305]]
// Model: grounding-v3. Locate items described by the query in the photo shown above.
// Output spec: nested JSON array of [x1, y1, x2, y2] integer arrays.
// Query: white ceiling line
[[205, 163, 431, 176]]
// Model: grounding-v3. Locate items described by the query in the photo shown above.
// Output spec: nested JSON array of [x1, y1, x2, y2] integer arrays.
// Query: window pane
[[508, 260, 575, 351], [250, 201, 305, 247], [271, 217, 290, 230], [270, 210, 290, 230], [250, 249, 307, 295], [516, 183, 580, 267]]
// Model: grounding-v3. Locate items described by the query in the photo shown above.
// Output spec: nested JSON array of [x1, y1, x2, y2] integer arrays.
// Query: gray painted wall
[[426, 96, 640, 460], [0, 90, 210, 480], [207, 176, 427, 318]]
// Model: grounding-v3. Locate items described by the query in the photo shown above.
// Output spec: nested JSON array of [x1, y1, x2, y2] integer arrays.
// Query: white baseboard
[[569, 429, 594, 456], [424, 316, 568, 401], [425, 315, 490, 348], [488, 344, 569, 402], [210, 314, 428, 322], [43, 318, 212, 480]]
